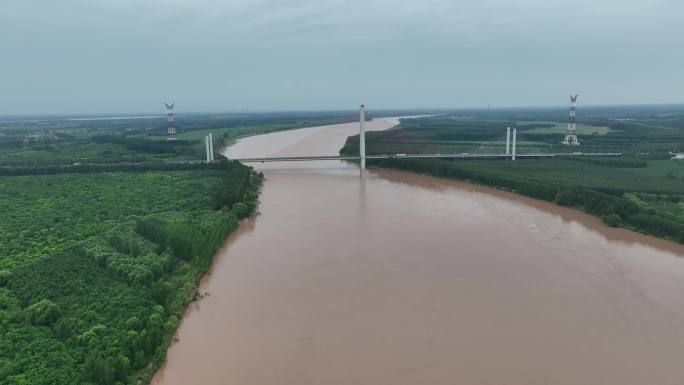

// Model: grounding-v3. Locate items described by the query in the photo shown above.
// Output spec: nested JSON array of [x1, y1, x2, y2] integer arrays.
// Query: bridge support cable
[[174, 138, 206, 163], [461, 128, 509, 157]]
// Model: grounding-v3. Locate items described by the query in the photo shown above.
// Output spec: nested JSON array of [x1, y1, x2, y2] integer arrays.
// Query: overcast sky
[[1, 0, 683, 115]]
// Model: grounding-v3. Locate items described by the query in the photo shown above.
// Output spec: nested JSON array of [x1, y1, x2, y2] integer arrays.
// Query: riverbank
[[367, 157, 684, 245], [136, 164, 263, 384]]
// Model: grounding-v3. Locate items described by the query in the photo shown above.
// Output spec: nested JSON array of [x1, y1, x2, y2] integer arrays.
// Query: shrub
[[136, 217, 200, 261], [25, 299, 62, 326], [602, 214, 622, 227], [0, 270, 11, 286], [231, 202, 249, 219], [0, 289, 19, 310]]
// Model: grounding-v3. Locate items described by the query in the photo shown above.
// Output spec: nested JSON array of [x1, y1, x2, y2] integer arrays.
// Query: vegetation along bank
[[0, 160, 262, 384]]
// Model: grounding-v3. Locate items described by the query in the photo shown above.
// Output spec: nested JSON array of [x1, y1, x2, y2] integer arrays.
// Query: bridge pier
[[209, 133, 214, 162], [205, 135, 211, 163], [359, 104, 366, 170], [506, 127, 511, 155], [512, 128, 517, 161], [205, 133, 215, 163]]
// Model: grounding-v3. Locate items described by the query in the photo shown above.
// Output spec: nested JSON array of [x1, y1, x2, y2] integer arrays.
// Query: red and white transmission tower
[[165, 102, 176, 141], [562, 95, 580, 146]]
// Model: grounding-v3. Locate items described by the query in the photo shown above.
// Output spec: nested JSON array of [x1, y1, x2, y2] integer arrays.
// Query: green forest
[[0, 161, 262, 384]]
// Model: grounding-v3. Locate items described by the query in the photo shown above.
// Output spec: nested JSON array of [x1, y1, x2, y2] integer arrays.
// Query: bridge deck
[[232, 153, 622, 163]]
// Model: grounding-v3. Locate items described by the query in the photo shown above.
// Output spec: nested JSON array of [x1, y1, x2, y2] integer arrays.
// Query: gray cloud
[[1, 0, 682, 114]]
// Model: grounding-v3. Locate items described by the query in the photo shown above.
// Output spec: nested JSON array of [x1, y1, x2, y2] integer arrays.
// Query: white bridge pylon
[[512, 127, 517, 161], [205, 133, 214, 163], [359, 104, 366, 170]]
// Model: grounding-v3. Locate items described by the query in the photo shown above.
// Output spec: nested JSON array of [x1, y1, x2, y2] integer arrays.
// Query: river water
[[153, 118, 684, 385]]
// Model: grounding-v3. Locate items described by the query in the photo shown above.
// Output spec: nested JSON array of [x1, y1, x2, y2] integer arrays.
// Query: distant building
[[22, 133, 59, 143], [23, 134, 40, 142]]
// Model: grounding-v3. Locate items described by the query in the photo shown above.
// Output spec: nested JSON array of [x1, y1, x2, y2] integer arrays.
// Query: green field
[[145, 123, 305, 143], [634, 160, 684, 178], [517, 121, 611, 135], [0, 162, 261, 384], [0, 142, 175, 166]]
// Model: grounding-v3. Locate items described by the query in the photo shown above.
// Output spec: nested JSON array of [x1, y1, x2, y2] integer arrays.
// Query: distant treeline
[[0, 159, 240, 176], [91, 135, 196, 154]]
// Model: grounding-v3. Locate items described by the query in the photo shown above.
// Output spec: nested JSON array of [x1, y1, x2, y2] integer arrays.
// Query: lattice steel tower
[[562, 95, 580, 146], [165, 102, 176, 141]]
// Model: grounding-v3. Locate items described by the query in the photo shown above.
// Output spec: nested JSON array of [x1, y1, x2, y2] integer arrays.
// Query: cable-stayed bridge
[[233, 152, 621, 163], [229, 108, 622, 165]]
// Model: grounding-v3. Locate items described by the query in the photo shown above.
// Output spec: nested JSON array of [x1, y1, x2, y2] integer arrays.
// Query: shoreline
[[141, 169, 263, 384], [371, 167, 684, 255], [367, 158, 684, 246]]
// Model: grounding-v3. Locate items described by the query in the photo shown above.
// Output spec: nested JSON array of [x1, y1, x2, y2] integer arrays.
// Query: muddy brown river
[[153, 118, 684, 385]]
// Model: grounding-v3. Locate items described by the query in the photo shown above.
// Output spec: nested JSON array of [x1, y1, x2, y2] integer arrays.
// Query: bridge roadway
[[232, 152, 622, 163]]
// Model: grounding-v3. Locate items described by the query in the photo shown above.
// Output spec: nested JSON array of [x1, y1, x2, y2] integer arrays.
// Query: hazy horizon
[[2, 0, 683, 115], [2, 101, 684, 120]]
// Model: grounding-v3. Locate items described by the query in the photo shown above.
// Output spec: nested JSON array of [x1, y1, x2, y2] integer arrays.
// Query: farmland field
[[516, 121, 611, 135]]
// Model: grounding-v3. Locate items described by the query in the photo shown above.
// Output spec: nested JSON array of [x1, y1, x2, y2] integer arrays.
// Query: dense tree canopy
[[0, 161, 262, 384]]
